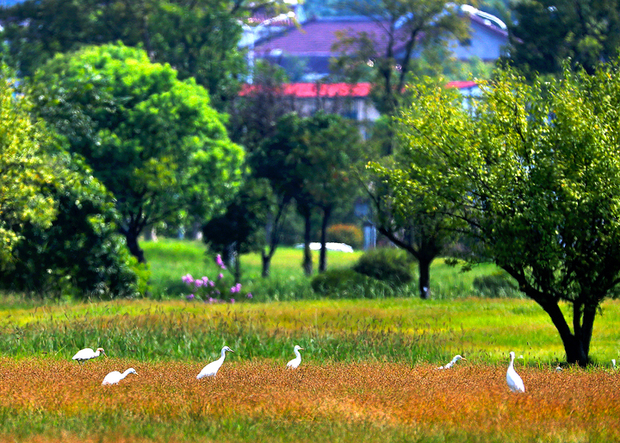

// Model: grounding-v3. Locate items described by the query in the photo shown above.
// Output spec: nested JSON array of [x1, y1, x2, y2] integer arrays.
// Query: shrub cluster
[[472, 272, 519, 298], [327, 224, 363, 250], [351, 248, 414, 285]]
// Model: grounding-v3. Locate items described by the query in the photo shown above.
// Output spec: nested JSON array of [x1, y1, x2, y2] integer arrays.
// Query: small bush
[[352, 248, 414, 285], [311, 269, 392, 298], [472, 271, 520, 298], [327, 224, 363, 249]]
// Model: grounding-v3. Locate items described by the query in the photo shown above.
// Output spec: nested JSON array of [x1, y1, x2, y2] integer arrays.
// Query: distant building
[[246, 5, 508, 82], [240, 80, 479, 137]]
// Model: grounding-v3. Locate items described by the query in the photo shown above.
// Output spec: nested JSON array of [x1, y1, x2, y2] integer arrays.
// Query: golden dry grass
[[0, 357, 619, 442]]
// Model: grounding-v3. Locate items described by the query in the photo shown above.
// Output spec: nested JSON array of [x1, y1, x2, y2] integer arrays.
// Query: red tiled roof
[[446, 80, 478, 89], [241, 81, 477, 98], [240, 82, 373, 98]]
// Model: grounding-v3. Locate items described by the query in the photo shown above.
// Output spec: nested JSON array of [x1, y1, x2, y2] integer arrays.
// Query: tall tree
[[506, 0, 620, 77], [0, 0, 248, 110], [229, 62, 296, 278], [332, 0, 470, 118], [30, 43, 244, 263], [382, 63, 620, 365], [253, 112, 305, 276], [298, 112, 363, 273]]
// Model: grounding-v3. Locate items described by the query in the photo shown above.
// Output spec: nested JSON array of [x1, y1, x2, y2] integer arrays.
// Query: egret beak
[[299, 348, 305, 350]]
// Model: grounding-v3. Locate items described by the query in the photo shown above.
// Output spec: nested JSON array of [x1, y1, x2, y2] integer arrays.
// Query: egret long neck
[[121, 369, 132, 379], [294, 349, 301, 359], [220, 349, 228, 360]]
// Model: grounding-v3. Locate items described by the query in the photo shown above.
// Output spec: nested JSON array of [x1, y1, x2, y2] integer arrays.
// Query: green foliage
[[311, 268, 393, 298], [332, 0, 470, 116], [1, 152, 145, 299], [352, 248, 414, 285], [30, 43, 244, 262], [387, 61, 620, 364], [327, 224, 363, 249], [0, 0, 246, 110], [202, 179, 270, 262], [472, 271, 520, 298], [506, 0, 620, 77], [0, 67, 56, 267]]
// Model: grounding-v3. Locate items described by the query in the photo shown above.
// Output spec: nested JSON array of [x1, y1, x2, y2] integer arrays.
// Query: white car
[[294, 242, 354, 253]]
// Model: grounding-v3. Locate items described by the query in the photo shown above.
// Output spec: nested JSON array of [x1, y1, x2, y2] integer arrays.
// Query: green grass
[[142, 239, 520, 302], [1, 239, 620, 443], [1, 297, 618, 366]]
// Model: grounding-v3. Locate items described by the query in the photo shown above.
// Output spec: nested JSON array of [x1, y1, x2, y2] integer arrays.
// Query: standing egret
[[197, 346, 234, 379], [506, 351, 525, 393], [437, 355, 466, 369], [286, 345, 305, 369], [612, 359, 616, 370], [102, 368, 137, 385], [72, 347, 106, 363]]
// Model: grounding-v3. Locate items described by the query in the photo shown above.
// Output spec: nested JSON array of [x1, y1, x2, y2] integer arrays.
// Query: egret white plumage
[[197, 346, 234, 379], [286, 345, 304, 369], [612, 359, 617, 369], [506, 351, 525, 393], [102, 368, 137, 385], [437, 354, 466, 369], [72, 347, 106, 363]]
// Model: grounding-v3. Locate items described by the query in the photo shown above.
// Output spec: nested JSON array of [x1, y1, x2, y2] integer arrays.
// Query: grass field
[[1, 240, 619, 442]]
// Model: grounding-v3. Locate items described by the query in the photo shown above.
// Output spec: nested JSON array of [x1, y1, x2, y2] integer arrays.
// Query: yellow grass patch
[[0, 357, 618, 442]]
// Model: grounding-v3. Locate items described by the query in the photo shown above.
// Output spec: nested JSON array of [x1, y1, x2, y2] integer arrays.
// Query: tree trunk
[[125, 229, 146, 264], [319, 206, 332, 273], [539, 299, 590, 366], [303, 211, 313, 276], [418, 257, 431, 299], [261, 251, 272, 278]]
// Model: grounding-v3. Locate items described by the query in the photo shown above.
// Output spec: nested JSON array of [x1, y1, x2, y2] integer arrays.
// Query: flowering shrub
[[181, 254, 253, 303]]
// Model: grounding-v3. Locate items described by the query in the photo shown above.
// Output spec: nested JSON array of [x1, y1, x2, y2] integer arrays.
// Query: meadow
[[0, 239, 619, 442]]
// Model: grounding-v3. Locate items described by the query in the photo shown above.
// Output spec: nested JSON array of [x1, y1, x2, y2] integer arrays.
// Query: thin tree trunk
[[303, 211, 313, 276], [261, 251, 272, 278], [319, 206, 332, 273]]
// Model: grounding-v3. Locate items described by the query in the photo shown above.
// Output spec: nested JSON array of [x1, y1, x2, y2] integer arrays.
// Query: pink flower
[[209, 281, 215, 287], [216, 254, 226, 269], [186, 294, 195, 300], [194, 280, 204, 288], [218, 273, 224, 280], [246, 293, 253, 299], [230, 298, 236, 304], [182, 274, 194, 285], [208, 297, 215, 304]]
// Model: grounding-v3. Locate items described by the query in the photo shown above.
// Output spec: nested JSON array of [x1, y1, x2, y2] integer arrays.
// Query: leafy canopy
[[30, 43, 244, 262], [377, 62, 620, 364]]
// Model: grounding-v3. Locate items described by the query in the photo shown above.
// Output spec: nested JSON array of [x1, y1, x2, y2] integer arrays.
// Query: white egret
[[437, 354, 466, 370], [197, 346, 234, 379], [102, 368, 137, 386], [506, 351, 525, 393], [286, 345, 305, 369], [72, 347, 106, 363]]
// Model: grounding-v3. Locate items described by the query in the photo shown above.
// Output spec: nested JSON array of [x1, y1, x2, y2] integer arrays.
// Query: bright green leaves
[[0, 72, 57, 268], [386, 62, 620, 362], [30, 43, 244, 262]]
